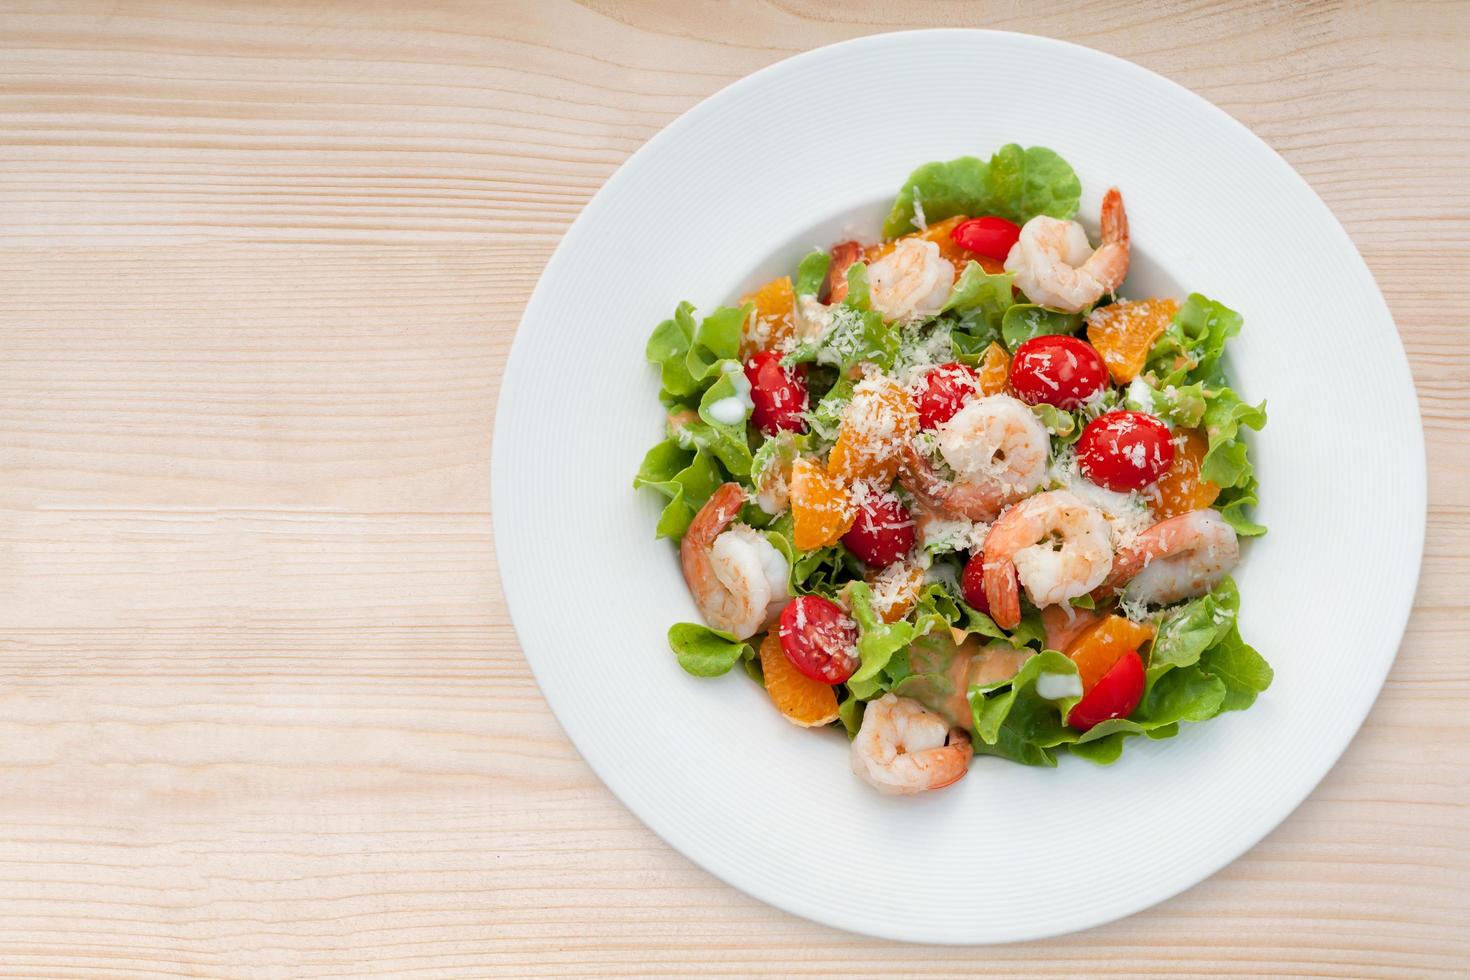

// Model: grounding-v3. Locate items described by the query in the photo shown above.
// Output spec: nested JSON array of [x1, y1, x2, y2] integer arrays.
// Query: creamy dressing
[[1035, 671, 1083, 701], [706, 396, 749, 426]]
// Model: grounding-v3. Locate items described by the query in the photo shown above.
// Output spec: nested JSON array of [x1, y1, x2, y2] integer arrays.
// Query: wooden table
[[1, 2, 1466, 976]]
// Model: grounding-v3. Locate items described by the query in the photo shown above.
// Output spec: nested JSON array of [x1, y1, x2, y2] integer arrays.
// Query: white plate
[[493, 31, 1424, 943]]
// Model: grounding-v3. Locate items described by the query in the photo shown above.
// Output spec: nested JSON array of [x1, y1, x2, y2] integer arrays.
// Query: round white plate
[[493, 30, 1424, 943]]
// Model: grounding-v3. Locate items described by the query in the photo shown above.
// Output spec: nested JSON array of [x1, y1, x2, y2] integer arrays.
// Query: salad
[[635, 144, 1271, 795]]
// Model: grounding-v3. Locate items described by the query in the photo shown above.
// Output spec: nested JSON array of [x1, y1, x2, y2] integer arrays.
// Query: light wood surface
[[0, 1, 1466, 976]]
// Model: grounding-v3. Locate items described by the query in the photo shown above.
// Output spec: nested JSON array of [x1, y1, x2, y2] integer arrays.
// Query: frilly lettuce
[[794, 250, 831, 299], [782, 279, 898, 374], [633, 439, 723, 540], [667, 623, 752, 677], [883, 145, 1081, 238], [1138, 294, 1267, 536], [1145, 293, 1241, 388], [1001, 304, 1083, 351], [966, 577, 1271, 765]]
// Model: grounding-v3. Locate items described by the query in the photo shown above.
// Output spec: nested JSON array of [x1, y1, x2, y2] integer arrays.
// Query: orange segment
[[978, 342, 1011, 395], [759, 632, 839, 727], [1067, 614, 1155, 693], [866, 561, 925, 624], [1147, 428, 1219, 520], [864, 215, 1006, 275], [1086, 298, 1180, 384], [739, 276, 797, 357], [827, 377, 917, 486], [790, 456, 854, 550]]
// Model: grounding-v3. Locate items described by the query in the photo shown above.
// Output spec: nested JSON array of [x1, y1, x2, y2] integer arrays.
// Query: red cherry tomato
[[913, 362, 980, 429], [1076, 411, 1176, 492], [1007, 335, 1109, 409], [841, 490, 915, 568], [778, 595, 859, 685], [951, 216, 1022, 262], [960, 551, 990, 616], [744, 352, 808, 435], [1068, 649, 1145, 731]]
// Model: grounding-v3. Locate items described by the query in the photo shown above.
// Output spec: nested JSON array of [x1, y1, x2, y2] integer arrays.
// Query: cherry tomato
[[1008, 335, 1109, 409], [778, 595, 859, 685], [1076, 411, 1176, 492], [960, 551, 990, 615], [744, 352, 808, 435], [913, 362, 980, 429], [841, 490, 915, 568], [951, 216, 1022, 262], [1067, 649, 1145, 731]]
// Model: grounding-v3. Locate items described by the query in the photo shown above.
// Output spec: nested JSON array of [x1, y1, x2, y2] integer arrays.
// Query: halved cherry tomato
[[1008, 335, 1109, 409], [744, 352, 808, 435], [842, 489, 915, 568], [1076, 411, 1175, 492], [1068, 649, 1145, 731], [778, 595, 859, 685], [951, 216, 1022, 262], [960, 551, 990, 615], [913, 362, 979, 430]]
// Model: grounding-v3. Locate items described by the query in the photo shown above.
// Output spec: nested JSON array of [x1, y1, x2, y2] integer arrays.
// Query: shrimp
[[824, 240, 864, 305], [867, 238, 955, 321], [981, 490, 1113, 630], [680, 483, 791, 640], [1097, 508, 1238, 606], [850, 693, 973, 795], [1004, 187, 1130, 314], [899, 394, 1050, 522]]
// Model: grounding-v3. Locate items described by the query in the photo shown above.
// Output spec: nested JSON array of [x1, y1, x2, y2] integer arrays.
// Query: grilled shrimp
[[851, 693, 973, 795], [1098, 508, 1238, 606], [1004, 188, 1130, 314], [680, 483, 790, 639], [981, 490, 1113, 630], [868, 238, 955, 321], [900, 394, 1050, 522]]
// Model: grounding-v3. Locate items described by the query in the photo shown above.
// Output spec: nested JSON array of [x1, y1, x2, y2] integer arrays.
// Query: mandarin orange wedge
[[1085, 297, 1180, 385], [866, 561, 926, 624], [759, 631, 839, 727], [827, 377, 916, 486], [1067, 614, 1156, 693], [977, 341, 1012, 395], [1147, 427, 1220, 520], [790, 456, 854, 550], [738, 276, 797, 358]]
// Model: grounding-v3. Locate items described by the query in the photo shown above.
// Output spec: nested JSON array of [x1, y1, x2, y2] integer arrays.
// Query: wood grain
[[0, 1, 1466, 976]]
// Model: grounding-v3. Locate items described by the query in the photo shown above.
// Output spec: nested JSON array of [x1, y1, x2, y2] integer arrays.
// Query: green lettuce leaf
[[794, 250, 831, 298], [943, 263, 1016, 332], [684, 304, 750, 383], [667, 623, 751, 677], [1145, 293, 1242, 388], [962, 577, 1271, 765], [847, 582, 942, 685], [783, 305, 897, 374], [645, 302, 701, 399], [970, 650, 1082, 767], [1123, 378, 1207, 429], [981, 144, 1083, 227], [633, 440, 724, 540], [1001, 304, 1083, 351], [883, 156, 990, 238], [694, 366, 755, 477], [883, 145, 1081, 238]]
